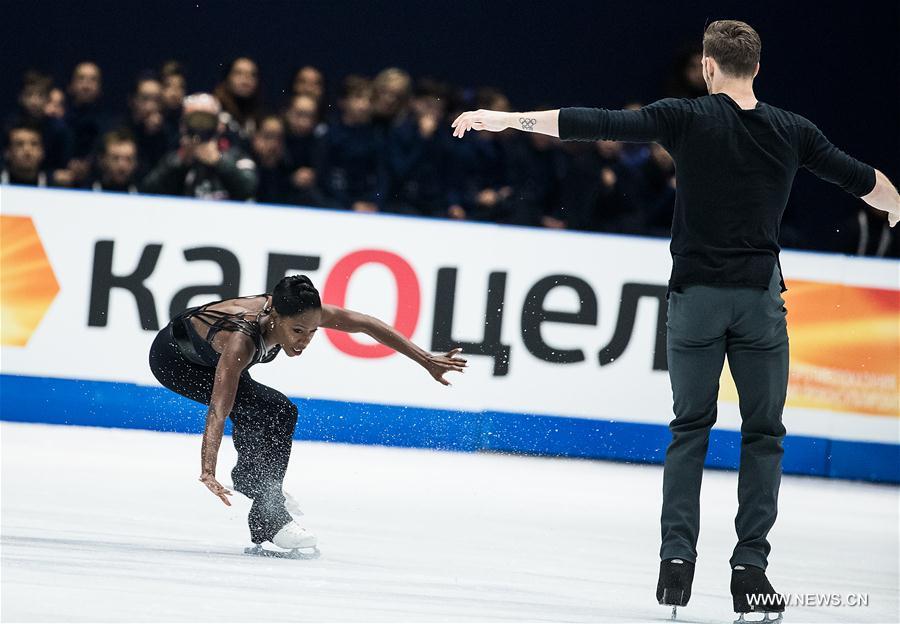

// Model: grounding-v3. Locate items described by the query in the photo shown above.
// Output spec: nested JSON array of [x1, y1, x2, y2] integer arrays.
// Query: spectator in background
[[637, 143, 677, 237], [292, 65, 326, 104], [142, 93, 256, 201], [214, 57, 262, 147], [125, 72, 172, 177], [160, 60, 187, 140], [250, 114, 294, 204], [559, 140, 637, 233], [65, 61, 107, 184], [446, 87, 514, 221], [372, 67, 413, 133], [665, 45, 707, 98], [283, 93, 328, 207], [45, 88, 66, 120], [505, 129, 569, 227], [618, 101, 652, 171], [2, 122, 47, 186], [382, 78, 451, 216], [91, 129, 139, 193], [319, 76, 383, 213], [4, 71, 73, 184]]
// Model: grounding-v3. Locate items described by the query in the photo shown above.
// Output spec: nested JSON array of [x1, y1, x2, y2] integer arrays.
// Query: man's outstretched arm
[[451, 109, 559, 138], [452, 101, 687, 146], [862, 169, 900, 227]]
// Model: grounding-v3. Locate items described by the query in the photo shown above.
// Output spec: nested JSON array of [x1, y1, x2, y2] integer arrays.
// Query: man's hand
[[194, 140, 222, 166], [423, 348, 468, 386], [291, 167, 316, 188], [352, 201, 379, 213], [199, 471, 232, 506], [862, 169, 900, 228], [144, 111, 164, 134], [451, 109, 510, 138], [418, 113, 439, 138]]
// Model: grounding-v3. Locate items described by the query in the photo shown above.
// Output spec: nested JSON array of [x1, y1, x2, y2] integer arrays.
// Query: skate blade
[[734, 613, 783, 624], [244, 545, 320, 560]]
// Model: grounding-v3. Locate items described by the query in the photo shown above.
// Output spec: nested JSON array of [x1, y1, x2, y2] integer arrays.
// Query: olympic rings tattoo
[[519, 117, 537, 131]]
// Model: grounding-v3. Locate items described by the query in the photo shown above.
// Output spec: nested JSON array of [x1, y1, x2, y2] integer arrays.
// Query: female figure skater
[[148, 275, 466, 555]]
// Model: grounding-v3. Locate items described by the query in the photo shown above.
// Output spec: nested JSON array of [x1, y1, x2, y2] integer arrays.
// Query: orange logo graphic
[[720, 280, 900, 417], [0, 215, 60, 346]]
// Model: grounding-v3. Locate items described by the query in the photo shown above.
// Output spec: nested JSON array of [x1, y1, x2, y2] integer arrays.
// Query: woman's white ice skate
[[244, 521, 320, 559]]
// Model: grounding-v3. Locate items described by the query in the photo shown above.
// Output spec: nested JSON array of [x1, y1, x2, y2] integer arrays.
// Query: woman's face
[[227, 58, 259, 99], [274, 307, 322, 357]]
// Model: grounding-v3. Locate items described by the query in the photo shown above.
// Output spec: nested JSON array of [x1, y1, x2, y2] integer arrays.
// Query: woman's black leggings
[[148, 322, 298, 544]]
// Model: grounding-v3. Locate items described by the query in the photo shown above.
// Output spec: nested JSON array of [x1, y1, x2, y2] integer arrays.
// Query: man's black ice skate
[[731, 564, 785, 623], [656, 558, 695, 620]]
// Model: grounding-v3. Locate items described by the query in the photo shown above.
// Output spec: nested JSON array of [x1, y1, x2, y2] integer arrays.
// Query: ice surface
[[2, 422, 897, 623]]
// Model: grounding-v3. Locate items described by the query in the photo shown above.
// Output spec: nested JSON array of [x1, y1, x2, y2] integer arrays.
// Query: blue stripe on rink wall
[[1, 373, 897, 484]]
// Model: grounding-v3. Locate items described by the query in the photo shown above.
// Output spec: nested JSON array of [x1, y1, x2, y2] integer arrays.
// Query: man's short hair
[[160, 59, 185, 80], [131, 70, 161, 95], [339, 75, 372, 99], [7, 120, 43, 144], [702, 20, 761, 78], [22, 70, 53, 96], [101, 128, 136, 154]]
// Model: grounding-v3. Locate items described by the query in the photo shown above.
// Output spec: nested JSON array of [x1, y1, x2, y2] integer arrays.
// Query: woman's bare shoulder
[[202, 294, 269, 317]]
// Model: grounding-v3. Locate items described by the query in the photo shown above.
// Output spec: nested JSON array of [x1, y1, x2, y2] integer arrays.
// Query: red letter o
[[323, 250, 420, 358]]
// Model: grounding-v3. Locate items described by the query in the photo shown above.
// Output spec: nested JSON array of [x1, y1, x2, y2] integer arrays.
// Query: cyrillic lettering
[[432, 268, 511, 376], [521, 275, 597, 363], [88, 241, 161, 329], [598, 283, 668, 370], [169, 247, 241, 320]]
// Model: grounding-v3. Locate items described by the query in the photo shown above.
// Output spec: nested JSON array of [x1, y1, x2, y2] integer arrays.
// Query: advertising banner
[[2, 187, 897, 481]]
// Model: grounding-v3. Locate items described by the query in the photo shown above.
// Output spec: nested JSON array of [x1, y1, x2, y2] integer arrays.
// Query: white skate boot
[[244, 521, 320, 559], [272, 521, 318, 549]]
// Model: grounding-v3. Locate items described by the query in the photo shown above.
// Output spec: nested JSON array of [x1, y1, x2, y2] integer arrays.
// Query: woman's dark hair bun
[[272, 274, 321, 316]]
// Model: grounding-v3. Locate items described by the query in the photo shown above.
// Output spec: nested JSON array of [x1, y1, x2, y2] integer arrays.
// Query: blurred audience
[[125, 72, 171, 177], [283, 93, 328, 207], [3, 70, 73, 183], [292, 65, 326, 104], [160, 60, 188, 139], [250, 114, 295, 204], [2, 122, 47, 186], [3, 55, 887, 257], [446, 87, 514, 222], [319, 76, 382, 212], [214, 57, 262, 147], [91, 129, 139, 193], [665, 45, 707, 99], [65, 61, 107, 183], [142, 93, 256, 200], [45, 88, 66, 120], [382, 78, 450, 216]]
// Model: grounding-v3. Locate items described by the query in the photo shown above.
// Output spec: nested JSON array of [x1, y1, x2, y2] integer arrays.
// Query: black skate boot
[[731, 564, 785, 623], [656, 558, 695, 620]]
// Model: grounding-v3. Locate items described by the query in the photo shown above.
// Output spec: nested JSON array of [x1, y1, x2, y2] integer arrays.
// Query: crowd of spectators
[[2, 52, 894, 256]]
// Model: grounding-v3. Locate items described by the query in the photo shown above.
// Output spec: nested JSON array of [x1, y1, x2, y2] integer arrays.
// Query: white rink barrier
[[1, 186, 898, 481]]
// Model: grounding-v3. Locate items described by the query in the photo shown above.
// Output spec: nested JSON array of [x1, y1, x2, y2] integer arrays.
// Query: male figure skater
[[451, 19, 899, 621]]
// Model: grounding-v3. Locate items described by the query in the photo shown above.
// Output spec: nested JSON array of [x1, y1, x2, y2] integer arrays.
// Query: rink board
[[1, 186, 898, 483], [2, 373, 897, 483]]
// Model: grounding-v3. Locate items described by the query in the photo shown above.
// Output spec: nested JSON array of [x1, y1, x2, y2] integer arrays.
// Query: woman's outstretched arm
[[320, 304, 467, 385]]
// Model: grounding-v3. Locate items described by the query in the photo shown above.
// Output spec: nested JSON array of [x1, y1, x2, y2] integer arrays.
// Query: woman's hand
[[424, 348, 468, 385], [199, 471, 233, 506]]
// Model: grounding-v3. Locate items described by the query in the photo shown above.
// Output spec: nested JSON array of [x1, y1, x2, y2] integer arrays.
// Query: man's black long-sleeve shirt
[[558, 94, 876, 291]]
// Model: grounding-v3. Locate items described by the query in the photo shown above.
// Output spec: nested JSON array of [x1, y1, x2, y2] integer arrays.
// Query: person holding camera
[[141, 93, 257, 201]]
